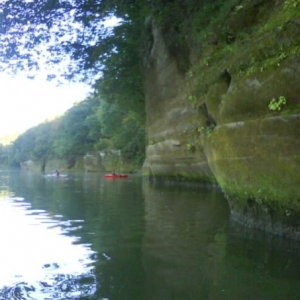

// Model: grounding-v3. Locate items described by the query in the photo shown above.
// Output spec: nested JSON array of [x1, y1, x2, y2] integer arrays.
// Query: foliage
[[268, 96, 287, 111], [185, 143, 196, 153], [91, 12, 146, 164], [0, 144, 10, 166], [0, 0, 229, 79], [284, 0, 300, 10], [10, 128, 37, 162], [8, 93, 145, 167], [51, 97, 101, 157], [96, 100, 145, 164], [0, 0, 148, 167], [0, 0, 149, 80], [8, 97, 99, 165]]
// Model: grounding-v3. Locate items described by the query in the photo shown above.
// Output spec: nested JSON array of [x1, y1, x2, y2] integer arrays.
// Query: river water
[[0, 170, 299, 299]]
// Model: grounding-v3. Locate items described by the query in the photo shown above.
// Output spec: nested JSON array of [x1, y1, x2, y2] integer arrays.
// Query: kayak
[[103, 174, 128, 179], [43, 174, 67, 178]]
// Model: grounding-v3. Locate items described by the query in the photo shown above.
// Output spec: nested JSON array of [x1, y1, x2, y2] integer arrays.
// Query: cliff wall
[[142, 0, 300, 239]]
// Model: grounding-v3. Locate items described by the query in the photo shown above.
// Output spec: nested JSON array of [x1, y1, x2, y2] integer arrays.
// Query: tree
[[0, 144, 10, 166], [52, 96, 101, 158], [9, 121, 54, 166], [96, 99, 145, 164], [0, 0, 148, 80], [0, 0, 214, 79]]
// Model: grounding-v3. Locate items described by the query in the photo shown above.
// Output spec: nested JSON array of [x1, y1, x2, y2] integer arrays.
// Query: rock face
[[142, 18, 216, 184], [142, 2, 300, 239], [20, 160, 35, 171], [203, 64, 300, 239], [83, 152, 105, 172]]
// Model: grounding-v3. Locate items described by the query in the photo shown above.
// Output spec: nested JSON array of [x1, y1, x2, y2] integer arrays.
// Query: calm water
[[0, 170, 299, 299]]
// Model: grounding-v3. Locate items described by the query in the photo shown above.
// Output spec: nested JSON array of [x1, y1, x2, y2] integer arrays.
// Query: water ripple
[[0, 197, 97, 299]]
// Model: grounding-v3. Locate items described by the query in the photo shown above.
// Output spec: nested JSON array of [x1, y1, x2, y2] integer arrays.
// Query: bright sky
[[0, 73, 91, 137], [0, 16, 121, 138]]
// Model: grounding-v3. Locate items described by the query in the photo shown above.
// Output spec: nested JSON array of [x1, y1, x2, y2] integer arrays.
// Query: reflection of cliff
[[142, 183, 300, 299], [142, 183, 229, 299], [142, 1, 300, 239]]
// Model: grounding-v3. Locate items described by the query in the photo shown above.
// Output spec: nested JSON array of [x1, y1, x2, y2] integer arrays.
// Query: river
[[0, 170, 299, 299]]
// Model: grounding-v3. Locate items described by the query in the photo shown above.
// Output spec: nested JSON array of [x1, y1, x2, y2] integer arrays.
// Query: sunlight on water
[[2, 171, 300, 299], [0, 197, 97, 299]]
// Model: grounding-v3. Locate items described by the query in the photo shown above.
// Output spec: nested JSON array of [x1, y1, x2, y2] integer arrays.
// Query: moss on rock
[[143, 0, 300, 238]]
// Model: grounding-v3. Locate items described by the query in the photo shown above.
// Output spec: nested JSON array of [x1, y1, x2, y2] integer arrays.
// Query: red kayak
[[103, 173, 128, 179]]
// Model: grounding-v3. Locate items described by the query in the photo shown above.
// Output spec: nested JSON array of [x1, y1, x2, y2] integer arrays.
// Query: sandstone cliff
[[142, 0, 300, 239]]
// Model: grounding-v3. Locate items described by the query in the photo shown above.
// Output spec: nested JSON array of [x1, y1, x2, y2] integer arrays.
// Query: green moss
[[204, 114, 300, 221], [184, 0, 300, 99]]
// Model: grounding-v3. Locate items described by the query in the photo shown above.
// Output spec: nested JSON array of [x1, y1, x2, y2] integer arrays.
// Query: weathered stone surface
[[143, 19, 215, 184], [142, 2, 300, 239], [20, 160, 35, 171], [83, 152, 105, 172]]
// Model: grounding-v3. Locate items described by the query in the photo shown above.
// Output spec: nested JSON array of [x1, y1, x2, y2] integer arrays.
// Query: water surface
[[0, 170, 299, 299]]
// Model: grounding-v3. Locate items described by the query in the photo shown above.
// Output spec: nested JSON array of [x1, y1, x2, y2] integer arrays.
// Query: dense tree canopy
[[52, 96, 101, 157], [8, 93, 145, 168], [10, 96, 98, 158], [0, 0, 204, 78], [0, 0, 149, 80]]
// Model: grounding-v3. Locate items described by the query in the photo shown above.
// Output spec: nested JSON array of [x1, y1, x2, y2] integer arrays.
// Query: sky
[[0, 16, 121, 138], [0, 73, 91, 137]]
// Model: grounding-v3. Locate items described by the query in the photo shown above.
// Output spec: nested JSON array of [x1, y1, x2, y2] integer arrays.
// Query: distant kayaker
[[112, 170, 116, 175], [55, 170, 60, 176]]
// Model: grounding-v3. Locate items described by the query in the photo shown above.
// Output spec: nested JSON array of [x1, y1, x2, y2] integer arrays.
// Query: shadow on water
[[0, 171, 300, 299]]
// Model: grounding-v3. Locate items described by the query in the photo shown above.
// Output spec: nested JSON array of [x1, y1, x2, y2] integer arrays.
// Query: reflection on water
[[0, 195, 97, 299], [0, 171, 300, 299], [142, 183, 230, 299], [141, 183, 300, 300]]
